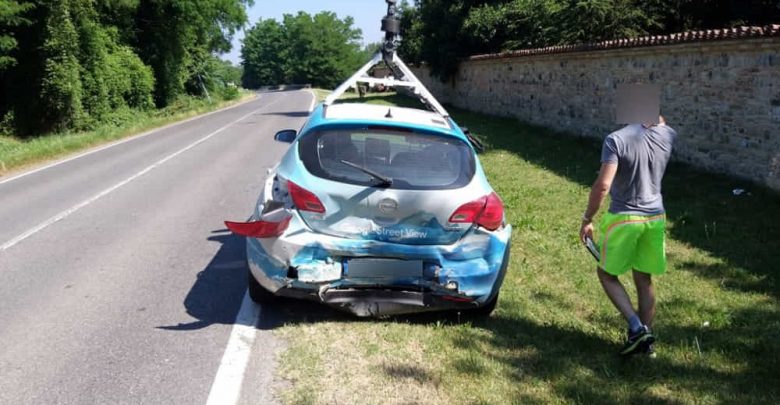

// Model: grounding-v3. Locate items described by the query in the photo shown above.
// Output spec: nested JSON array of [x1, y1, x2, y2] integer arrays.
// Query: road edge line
[[0, 107, 262, 251], [0, 94, 259, 187], [206, 292, 261, 405]]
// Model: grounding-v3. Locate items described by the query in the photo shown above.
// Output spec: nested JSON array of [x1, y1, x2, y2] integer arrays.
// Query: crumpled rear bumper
[[245, 215, 512, 317], [276, 287, 500, 317]]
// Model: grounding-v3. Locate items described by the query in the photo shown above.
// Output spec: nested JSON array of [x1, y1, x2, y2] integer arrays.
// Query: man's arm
[[580, 163, 618, 243]]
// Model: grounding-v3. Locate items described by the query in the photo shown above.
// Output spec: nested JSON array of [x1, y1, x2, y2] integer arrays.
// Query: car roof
[[307, 103, 466, 141]]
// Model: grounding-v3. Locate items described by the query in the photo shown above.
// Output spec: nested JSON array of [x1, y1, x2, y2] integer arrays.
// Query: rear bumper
[[276, 287, 496, 317], [246, 217, 512, 316]]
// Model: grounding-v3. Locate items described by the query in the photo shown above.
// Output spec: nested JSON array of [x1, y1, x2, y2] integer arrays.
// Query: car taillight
[[225, 216, 291, 238], [478, 192, 504, 231], [448, 192, 504, 231], [288, 181, 326, 213], [449, 196, 486, 223]]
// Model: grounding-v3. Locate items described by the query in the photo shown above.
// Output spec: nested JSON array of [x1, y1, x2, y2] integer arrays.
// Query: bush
[[218, 84, 240, 100]]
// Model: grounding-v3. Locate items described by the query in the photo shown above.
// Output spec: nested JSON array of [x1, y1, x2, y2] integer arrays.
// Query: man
[[579, 115, 676, 357]]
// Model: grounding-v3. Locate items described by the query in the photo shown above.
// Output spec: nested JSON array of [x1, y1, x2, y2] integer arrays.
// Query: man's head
[[615, 84, 661, 126]]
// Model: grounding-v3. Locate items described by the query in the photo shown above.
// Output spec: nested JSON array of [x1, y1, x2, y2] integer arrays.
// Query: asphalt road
[[0, 90, 315, 404]]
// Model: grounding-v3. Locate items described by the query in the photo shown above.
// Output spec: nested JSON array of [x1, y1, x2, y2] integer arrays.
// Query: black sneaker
[[620, 325, 655, 356]]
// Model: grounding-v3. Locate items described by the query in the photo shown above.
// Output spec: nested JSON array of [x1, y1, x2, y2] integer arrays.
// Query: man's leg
[[632, 270, 656, 328], [597, 213, 654, 355], [598, 266, 654, 356], [597, 266, 637, 321]]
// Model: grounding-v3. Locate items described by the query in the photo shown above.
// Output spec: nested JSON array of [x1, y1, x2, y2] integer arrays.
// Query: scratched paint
[[242, 104, 512, 315]]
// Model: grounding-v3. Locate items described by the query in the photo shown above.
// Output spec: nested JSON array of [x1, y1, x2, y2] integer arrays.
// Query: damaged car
[[224, 0, 511, 316], [225, 101, 512, 317]]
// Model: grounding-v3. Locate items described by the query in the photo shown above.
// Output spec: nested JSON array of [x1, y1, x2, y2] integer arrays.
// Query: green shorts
[[598, 212, 667, 276]]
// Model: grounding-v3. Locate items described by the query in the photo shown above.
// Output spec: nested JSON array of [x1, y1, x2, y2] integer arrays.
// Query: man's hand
[[580, 220, 594, 243]]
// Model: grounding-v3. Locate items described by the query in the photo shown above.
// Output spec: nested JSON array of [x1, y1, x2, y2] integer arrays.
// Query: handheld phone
[[585, 237, 601, 262]]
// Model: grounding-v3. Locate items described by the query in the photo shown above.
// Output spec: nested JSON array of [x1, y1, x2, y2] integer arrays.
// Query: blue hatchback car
[[226, 99, 512, 317]]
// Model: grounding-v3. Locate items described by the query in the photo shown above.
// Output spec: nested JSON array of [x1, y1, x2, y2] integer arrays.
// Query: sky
[[223, 0, 389, 65]]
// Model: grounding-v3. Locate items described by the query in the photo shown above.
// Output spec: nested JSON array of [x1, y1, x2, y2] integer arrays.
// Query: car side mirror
[[274, 129, 297, 143]]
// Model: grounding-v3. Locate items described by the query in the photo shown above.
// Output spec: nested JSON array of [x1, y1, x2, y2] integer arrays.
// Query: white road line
[[206, 292, 261, 405], [206, 88, 315, 405], [0, 107, 262, 251], [0, 95, 259, 186]]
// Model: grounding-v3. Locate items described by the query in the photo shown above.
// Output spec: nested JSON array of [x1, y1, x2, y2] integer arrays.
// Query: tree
[[401, 0, 780, 81], [398, 0, 423, 63], [241, 11, 365, 89], [241, 18, 286, 88], [0, 0, 32, 70], [1, 0, 251, 136], [403, 0, 495, 80], [39, 0, 84, 130], [134, 0, 254, 106]]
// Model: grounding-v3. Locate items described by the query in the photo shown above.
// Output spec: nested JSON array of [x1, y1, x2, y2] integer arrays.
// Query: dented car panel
[[246, 217, 512, 316], [233, 102, 513, 316]]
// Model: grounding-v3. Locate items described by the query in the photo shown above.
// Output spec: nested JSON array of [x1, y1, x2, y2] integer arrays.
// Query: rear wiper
[[339, 160, 393, 187]]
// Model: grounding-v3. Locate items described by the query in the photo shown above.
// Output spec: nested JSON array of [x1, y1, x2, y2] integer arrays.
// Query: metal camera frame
[[324, 0, 450, 118]]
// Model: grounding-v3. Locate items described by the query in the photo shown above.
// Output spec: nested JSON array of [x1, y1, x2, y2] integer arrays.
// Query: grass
[[0, 90, 255, 176], [270, 92, 779, 404]]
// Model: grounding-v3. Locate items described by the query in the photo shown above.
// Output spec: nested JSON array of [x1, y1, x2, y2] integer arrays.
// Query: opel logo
[[378, 198, 398, 213]]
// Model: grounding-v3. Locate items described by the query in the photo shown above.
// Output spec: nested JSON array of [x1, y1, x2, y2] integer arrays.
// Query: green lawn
[[271, 93, 779, 404], [0, 90, 254, 176]]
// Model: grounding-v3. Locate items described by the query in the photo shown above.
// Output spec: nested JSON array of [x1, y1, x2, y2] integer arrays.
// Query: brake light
[[448, 192, 504, 231], [478, 192, 504, 231], [449, 196, 486, 223], [288, 181, 326, 213], [225, 216, 291, 238]]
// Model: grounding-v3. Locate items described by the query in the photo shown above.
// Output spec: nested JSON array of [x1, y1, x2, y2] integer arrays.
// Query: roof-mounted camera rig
[[381, 0, 401, 60], [324, 0, 449, 119]]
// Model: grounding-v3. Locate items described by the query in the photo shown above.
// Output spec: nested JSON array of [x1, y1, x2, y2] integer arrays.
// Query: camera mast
[[324, 0, 449, 118]]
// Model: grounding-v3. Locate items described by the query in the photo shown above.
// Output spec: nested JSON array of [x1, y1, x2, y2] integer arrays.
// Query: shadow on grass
[[456, 305, 779, 403], [382, 364, 441, 387], [445, 106, 780, 299], [258, 294, 778, 402]]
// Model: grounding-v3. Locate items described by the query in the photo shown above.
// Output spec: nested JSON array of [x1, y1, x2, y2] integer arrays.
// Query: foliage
[[241, 11, 365, 89], [190, 55, 242, 100], [401, 0, 780, 80], [241, 18, 286, 88], [134, 0, 252, 106], [0, 0, 33, 69], [0, 91, 249, 174], [397, 0, 423, 64], [0, 0, 251, 136], [39, 0, 84, 131]]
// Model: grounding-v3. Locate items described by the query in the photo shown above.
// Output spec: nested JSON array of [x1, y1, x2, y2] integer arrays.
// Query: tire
[[468, 292, 499, 317], [247, 269, 276, 304]]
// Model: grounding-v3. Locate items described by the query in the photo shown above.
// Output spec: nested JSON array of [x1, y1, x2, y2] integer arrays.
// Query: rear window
[[298, 128, 475, 189]]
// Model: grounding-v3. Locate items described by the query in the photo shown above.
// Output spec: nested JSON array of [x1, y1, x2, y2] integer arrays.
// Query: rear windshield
[[298, 127, 475, 190]]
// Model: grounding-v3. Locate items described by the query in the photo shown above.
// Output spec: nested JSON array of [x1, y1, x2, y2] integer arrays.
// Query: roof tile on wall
[[469, 25, 780, 61]]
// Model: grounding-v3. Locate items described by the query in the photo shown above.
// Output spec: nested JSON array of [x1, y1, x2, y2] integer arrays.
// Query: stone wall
[[411, 37, 780, 191]]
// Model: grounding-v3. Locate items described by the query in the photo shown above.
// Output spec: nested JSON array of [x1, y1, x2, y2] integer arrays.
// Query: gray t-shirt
[[601, 124, 676, 215]]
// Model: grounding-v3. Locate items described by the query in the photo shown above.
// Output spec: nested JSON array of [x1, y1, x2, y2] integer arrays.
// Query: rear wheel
[[247, 269, 276, 304], [466, 293, 499, 318]]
